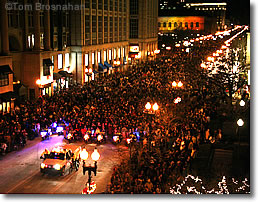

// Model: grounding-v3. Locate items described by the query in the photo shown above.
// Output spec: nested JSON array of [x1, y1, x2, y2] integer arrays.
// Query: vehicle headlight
[[41, 163, 46, 169], [54, 164, 61, 170]]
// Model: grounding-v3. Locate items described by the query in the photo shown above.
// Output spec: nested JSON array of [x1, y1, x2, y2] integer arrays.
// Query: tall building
[[128, 0, 159, 62], [0, 0, 158, 108], [1, 0, 72, 106], [0, 0, 14, 113], [70, 0, 130, 84]]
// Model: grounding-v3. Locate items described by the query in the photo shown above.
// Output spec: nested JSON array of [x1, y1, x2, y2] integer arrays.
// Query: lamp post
[[236, 118, 244, 161], [80, 148, 100, 194]]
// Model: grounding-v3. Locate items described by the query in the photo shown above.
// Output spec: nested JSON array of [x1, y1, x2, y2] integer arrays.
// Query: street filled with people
[[0, 27, 249, 194]]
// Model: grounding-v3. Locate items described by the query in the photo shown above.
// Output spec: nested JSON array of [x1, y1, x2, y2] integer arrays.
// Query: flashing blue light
[[52, 123, 57, 128], [134, 132, 140, 140]]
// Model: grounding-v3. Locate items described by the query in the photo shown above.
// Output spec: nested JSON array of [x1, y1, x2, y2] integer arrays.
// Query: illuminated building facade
[[158, 0, 227, 33], [0, 0, 72, 102], [128, 0, 159, 62], [70, 0, 130, 84]]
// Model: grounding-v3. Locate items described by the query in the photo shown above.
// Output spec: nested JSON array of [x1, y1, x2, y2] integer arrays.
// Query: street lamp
[[152, 103, 159, 111], [172, 81, 177, 87], [237, 119, 244, 127], [145, 102, 151, 110], [177, 81, 183, 88], [80, 148, 100, 194], [239, 100, 245, 107]]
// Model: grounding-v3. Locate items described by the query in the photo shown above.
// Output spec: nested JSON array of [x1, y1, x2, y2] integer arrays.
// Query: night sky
[[226, 0, 250, 25]]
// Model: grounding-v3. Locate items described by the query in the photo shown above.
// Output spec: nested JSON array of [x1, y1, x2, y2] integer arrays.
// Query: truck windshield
[[48, 152, 65, 160]]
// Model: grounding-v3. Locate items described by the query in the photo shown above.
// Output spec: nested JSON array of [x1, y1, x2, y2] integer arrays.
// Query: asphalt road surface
[[0, 135, 129, 194]]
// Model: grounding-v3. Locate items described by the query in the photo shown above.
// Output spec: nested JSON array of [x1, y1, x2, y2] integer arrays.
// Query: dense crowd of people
[[0, 28, 248, 193]]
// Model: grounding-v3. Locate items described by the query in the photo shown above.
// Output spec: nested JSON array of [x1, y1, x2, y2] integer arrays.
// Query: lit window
[[58, 54, 63, 69], [92, 52, 95, 65], [65, 53, 70, 68], [104, 51, 107, 62], [98, 52, 101, 63], [109, 49, 112, 61], [85, 54, 89, 66]]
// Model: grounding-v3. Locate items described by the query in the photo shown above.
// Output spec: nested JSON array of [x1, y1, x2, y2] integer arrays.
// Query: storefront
[[58, 70, 73, 89], [0, 92, 17, 113]]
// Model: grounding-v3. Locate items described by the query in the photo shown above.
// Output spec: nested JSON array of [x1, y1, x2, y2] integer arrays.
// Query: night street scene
[[0, 0, 250, 195]]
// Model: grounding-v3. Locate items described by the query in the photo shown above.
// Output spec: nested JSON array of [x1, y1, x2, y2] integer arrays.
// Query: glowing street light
[[152, 103, 159, 111], [239, 100, 245, 107], [145, 102, 151, 110], [172, 81, 177, 87], [237, 119, 244, 127], [177, 81, 183, 88], [80, 149, 89, 161], [36, 79, 42, 86], [91, 148, 100, 161], [200, 63, 206, 68]]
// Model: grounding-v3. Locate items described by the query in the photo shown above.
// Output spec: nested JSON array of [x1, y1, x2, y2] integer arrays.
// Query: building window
[[104, 50, 107, 62], [174, 22, 178, 28], [104, 0, 108, 10], [114, 0, 118, 11], [163, 22, 166, 27], [28, 11, 34, 27], [85, 54, 89, 66], [65, 53, 70, 68], [104, 16, 108, 43], [114, 17, 118, 41], [92, 0, 97, 9], [109, 49, 112, 61], [158, 22, 161, 27], [58, 54, 63, 69], [185, 22, 188, 28], [196, 22, 199, 27], [98, 0, 102, 9], [92, 52, 95, 65], [110, 0, 113, 10], [85, 15, 90, 45], [85, 0, 90, 8], [92, 16, 97, 45], [119, 17, 122, 41], [179, 22, 182, 27], [168, 22, 172, 27], [119, 0, 122, 12], [0, 74, 9, 87], [130, 19, 138, 39], [98, 52, 101, 63], [109, 16, 113, 43], [40, 11, 44, 27], [130, 0, 138, 15], [98, 16, 103, 44], [190, 22, 193, 28]]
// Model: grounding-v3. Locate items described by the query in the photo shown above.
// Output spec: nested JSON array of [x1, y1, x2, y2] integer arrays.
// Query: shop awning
[[53, 73, 62, 80], [99, 63, 107, 72], [43, 59, 54, 66], [58, 70, 71, 77], [104, 61, 112, 68], [0, 65, 14, 74]]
